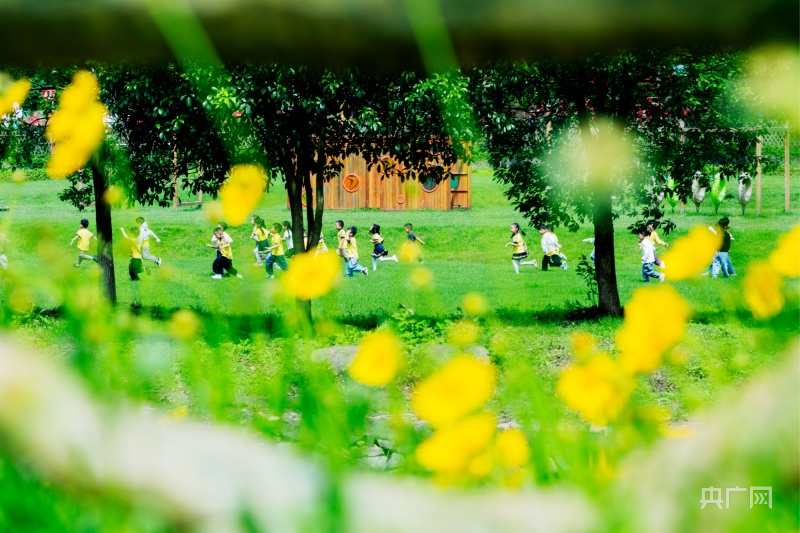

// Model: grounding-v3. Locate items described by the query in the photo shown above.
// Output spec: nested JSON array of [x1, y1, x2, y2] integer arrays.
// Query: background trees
[[469, 50, 755, 316]]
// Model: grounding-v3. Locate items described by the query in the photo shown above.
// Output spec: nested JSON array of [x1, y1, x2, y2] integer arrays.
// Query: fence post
[[785, 126, 791, 213], [756, 136, 762, 216]]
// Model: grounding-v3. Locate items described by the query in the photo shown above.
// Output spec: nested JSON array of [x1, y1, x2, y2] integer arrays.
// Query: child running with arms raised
[[136, 217, 162, 268], [369, 224, 399, 270], [69, 218, 97, 267], [207, 226, 242, 279], [264, 223, 289, 279], [505, 223, 538, 273], [345, 226, 368, 277]]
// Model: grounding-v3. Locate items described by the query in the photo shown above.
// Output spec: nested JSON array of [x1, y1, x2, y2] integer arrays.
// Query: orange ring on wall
[[343, 173, 361, 193], [396, 194, 405, 204]]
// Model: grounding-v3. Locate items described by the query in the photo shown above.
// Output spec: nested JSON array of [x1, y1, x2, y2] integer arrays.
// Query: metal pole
[[785, 126, 791, 213], [756, 136, 762, 216]]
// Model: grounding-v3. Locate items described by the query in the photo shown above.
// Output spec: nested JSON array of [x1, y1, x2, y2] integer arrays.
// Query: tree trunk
[[574, 87, 622, 317], [593, 191, 622, 317], [90, 160, 117, 304], [283, 144, 313, 326]]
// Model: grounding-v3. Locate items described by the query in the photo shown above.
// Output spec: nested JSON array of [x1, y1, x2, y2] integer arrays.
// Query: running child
[[638, 228, 665, 282], [335, 220, 347, 260], [538, 224, 567, 271], [135, 217, 162, 268], [315, 234, 328, 258], [282, 221, 294, 258], [646, 220, 669, 268], [264, 223, 289, 279], [344, 226, 368, 277], [505, 223, 538, 273], [120, 227, 144, 281], [69, 219, 97, 267], [709, 217, 736, 278], [369, 224, 399, 270], [0, 232, 8, 270], [206, 226, 242, 279], [251, 215, 270, 266], [403, 223, 425, 263]]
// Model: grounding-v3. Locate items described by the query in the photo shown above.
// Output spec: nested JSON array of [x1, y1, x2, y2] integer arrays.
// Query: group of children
[[66, 213, 736, 284], [505, 223, 568, 274], [69, 217, 162, 281], [334, 220, 421, 277]]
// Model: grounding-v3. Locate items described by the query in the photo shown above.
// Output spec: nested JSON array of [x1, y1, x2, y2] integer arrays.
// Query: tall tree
[[469, 50, 753, 316]]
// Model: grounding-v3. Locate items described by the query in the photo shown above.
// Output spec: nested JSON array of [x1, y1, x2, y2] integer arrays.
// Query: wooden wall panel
[[306, 154, 471, 211]]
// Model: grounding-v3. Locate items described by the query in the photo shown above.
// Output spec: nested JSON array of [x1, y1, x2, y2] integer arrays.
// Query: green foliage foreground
[[0, 172, 797, 531]]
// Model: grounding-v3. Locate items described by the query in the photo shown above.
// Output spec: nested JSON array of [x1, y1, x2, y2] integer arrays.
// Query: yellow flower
[[494, 428, 530, 468], [103, 185, 123, 206], [170, 310, 200, 341], [743, 262, 785, 320], [10, 170, 26, 183], [415, 412, 496, 475], [447, 319, 480, 347], [556, 353, 634, 427], [410, 267, 433, 288], [660, 225, 723, 281], [203, 200, 224, 223], [466, 448, 495, 478], [281, 251, 340, 301], [45, 70, 107, 179], [399, 242, 422, 263], [616, 285, 690, 374], [768, 224, 800, 278], [411, 355, 496, 428], [348, 329, 403, 387], [461, 292, 488, 316], [219, 164, 266, 226], [0, 77, 31, 117], [570, 332, 598, 363]]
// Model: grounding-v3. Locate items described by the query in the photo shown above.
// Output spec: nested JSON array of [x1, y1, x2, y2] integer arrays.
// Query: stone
[[310, 345, 359, 374]]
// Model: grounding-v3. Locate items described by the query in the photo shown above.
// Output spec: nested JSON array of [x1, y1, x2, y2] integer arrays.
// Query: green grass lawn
[[0, 169, 797, 320], [0, 170, 798, 420]]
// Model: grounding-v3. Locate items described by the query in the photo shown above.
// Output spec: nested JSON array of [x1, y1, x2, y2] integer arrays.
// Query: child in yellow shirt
[[69, 218, 97, 267], [264, 223, 289, 279], [206, 226, 242, 279], [646, 220, 669, 268], [120, 227, 144, 281], [345, 226, 368, 277], [505, 223, 538, 273]]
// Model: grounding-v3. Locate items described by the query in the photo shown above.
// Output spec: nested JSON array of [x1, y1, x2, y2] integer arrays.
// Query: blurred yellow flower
[[411, 355, 496, 428], [570, 331, 598, 363], [203, 200, 224, 224], [743, 262, 785, 320], [582, 121, 633, 185], [741, 46, 800, 125], [281, 251, 340, 301], [495, 428, 530, 468], [348, 329, 403, 387], [466, 448, 495, 478], [399, 242, 422, 263], [103, 185, 123, 206], [172, 405, 189, 421], [461, 292, 488, 316], [8, 287, 35, 314], [10, 170, 26, 183], [556, 353, 634, 427], [0, 76, 31, 117], [170, 310, 200, 341], [415, 412, 496, 475], [410, 266, 433, 288], [219, 164, 266, 226], [45, 71, 107, 179], [661, 225, 722, 281], [447, 319, 480, 347], [768, 224, 800, 278], [617, 285, 690, 374]]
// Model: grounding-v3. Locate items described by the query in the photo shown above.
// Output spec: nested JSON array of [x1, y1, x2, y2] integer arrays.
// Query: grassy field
[[0, 169, 798, 320], [0, 169, 798, 420]]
